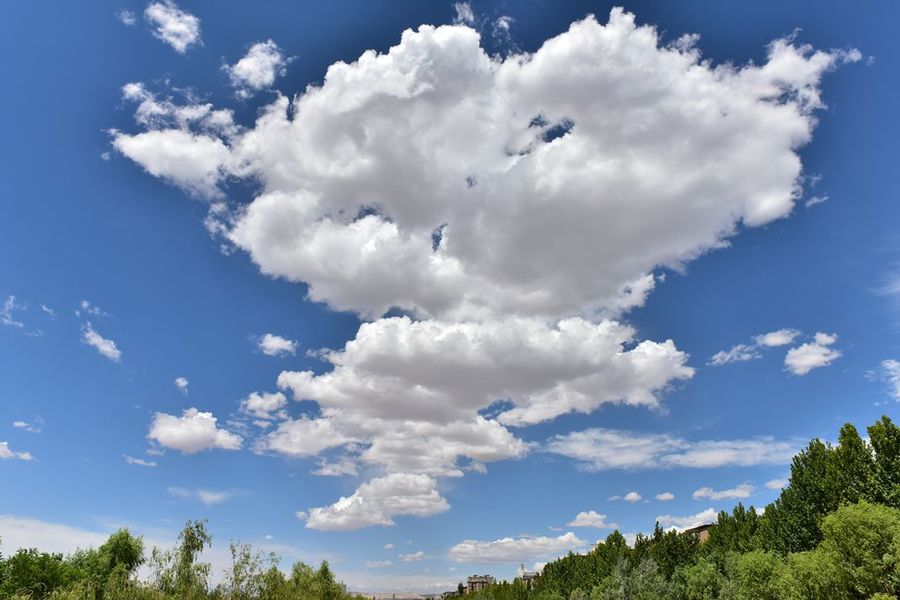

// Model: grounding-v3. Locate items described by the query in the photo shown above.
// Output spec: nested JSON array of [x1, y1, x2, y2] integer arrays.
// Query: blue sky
[[1, 0, 898, 593]]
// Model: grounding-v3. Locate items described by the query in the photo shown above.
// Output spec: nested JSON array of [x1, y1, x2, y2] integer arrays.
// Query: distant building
[[466, 575, 495, 593], [683, 523, 713, 543], [516, 564, 539, 589]]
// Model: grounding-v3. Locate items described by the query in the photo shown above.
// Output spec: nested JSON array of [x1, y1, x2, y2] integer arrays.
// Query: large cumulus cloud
[[115, 9, 855, 529], [116, 9, 855, 322]]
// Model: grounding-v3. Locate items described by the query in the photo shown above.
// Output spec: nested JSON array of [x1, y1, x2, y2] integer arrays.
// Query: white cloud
[[623, 491, 642, 503], [878, 359, 900, 400], [168, 487, 235, 505], [384, 543, 395, 550], [655, 492, 675, 501], [81, 322, 122, 362], [567, 510, 616, 529], [709, 328, 801, 366], [0, 516, 108, 555], [112, 9, 855, 529], [76, 299, 107, 318], [116, 10, 855, 323], [452, 2, 475, 25], [303, 473, 449, 531], [144, 1, 201, 53], [258, 333, 297, 356], [785, 332, 841, 375], [366, 560, 392, 568], [805, 194, 828, 208], [312, 457, 358, 477], [0, 441, 33, 461], [449, 532, 586, 563], [491, 16, 516, 50], [1, 295, 25, 329], [225, 40, 291, 99], [12, 420, 41, 434], [112, 128, 231, 199], [265, 317, 689, 475], [240, 391, 287, 421], [117, 9, 136, 26], [147, 408, 242, 453], [124, 455, 157, 468], [755, 328, 801, 347], [656, 508, 718, 532], [692, 483, 754, 501], [40, 304, 56, 318], [257, 416, 350, 457], [766, 478, 789, 490], [708, 343, 760, 366], [398, 551, 428, 562], [546, 428, 796, 471], [174, 376, 189, 394]]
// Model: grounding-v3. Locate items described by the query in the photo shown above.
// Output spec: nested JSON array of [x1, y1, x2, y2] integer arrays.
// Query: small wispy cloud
[[117, 9, 137, 26], [124, 455, 157, 468], [567, 510, 616, 529], [81, 322, 122, 362], [12, 418, 42, 434], [0, 441, 33, 462], [398, 551, 429, 562], [709, 328, 800, 366], [174, 376, 189, 395], [877, 359, 900, 400], [168, 486, 236, 505], [366, 560, 392, 568], [452, 2, 475, 25], [1, 295, 25, 329], [608, 491, 642, 503], [257, 333, 297, 357], [144, 1, 201, 53], [692, 483, 754, 501]]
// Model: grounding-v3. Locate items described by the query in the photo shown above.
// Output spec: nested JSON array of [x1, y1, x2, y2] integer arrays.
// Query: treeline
[[469, 415, 900, 600], [0, 519, 363, 600]]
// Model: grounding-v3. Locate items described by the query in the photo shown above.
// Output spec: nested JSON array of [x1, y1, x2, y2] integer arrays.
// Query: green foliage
[[674, 557, 724, 600], [759, 438, 837, 554], [591, 558, 668, 600], [773, 549, 848, 600], [6, 415, 900, 600], [868, 417, 900, 508], [0, 549, 80, 598], [702, 504, 761, 559], [0, 520, 360, 600], [535, 531, 629, 599], [721, 550, 781, 600], [818, 501, 900, 597]]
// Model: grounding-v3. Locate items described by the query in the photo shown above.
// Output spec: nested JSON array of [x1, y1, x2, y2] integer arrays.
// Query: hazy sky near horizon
[[1, 0, 899, 592]]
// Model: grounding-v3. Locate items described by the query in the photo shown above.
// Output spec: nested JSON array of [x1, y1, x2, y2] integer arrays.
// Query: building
[[516, 564, 539, 589], [466, 575, 495, 593], [683, 523, 713, 543]]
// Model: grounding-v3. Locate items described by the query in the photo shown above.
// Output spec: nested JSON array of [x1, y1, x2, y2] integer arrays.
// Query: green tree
[[869, 417, 900, 508], [774, 549, 848, 600], [759, 439, 837, 554], [818, 501, 900, 597], [0, 548, 80, 598], [830, 424, 875, 506], [674, 557, 724, 600], [703, 504, 761, 559], [722, 550, 782, 600], [148, 519, 211, 598]]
